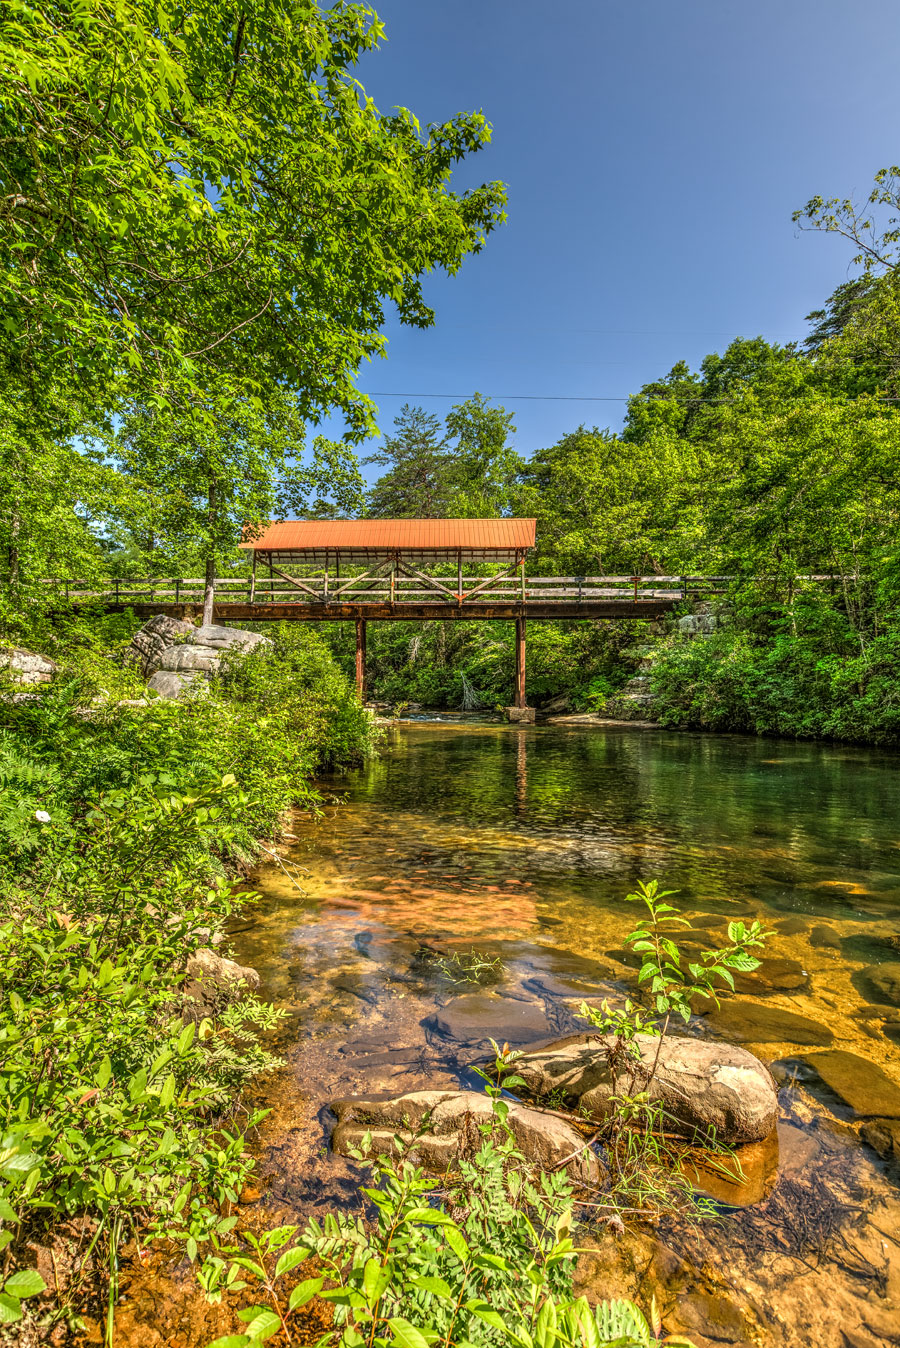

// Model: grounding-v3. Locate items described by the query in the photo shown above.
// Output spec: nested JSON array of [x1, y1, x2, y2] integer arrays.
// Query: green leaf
[[288, 1277, 324, 1310], [410, 1275, 452, 1299], [388, 1317, 432, 1348], [363, 1257, 390, 1304], [206, 1338, 250, 1348], [96, 1056, 112, 1089], [242, 1309, 281, 1340], [444, 1224, 470, 1263], [274, 1246, 311, 1279], [466, 1300, 506, 1332], [4, 1270, 46, 1299], [0, 1293, 22, 1325]]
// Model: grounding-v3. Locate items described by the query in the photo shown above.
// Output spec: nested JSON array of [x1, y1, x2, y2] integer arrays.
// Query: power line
[[366, 391, 900, 403]]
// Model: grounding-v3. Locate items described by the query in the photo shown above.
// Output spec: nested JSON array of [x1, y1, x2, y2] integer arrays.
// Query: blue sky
[[317, 0, 900, 463]]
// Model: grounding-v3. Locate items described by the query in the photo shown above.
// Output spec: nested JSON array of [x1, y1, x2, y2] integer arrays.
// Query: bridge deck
[[102, 599, 679, 622]]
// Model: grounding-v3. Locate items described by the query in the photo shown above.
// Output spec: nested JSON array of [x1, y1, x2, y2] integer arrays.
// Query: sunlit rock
[[515, 1032, 778, 1145], [183, 947, 261, 1021], [330, 1088, 602, 1184]]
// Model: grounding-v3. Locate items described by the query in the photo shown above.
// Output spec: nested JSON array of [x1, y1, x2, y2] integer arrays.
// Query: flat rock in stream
[[515, 1033, 778, 1145], [423, 993, 552, 1047], [801, 1049, 900, 1118], [706, 999, 834, 1047], [731, 956, 809, 994], [854, 961, 900, 1008], [330, 1089, 601, 1184]]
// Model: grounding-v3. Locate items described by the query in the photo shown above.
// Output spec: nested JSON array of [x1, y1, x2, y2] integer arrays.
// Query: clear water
[[234, 724, 900, 1348]]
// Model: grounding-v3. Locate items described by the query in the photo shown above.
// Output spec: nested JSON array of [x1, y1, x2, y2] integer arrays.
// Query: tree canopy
[[1, 0, 505, 432]]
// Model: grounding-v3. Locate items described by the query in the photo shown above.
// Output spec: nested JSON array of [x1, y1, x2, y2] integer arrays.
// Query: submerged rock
[[183, 947, 260, 1020], [330, 1089, 601, 1184], [706, 999, 834, 1047], [515, 1033, 778, 1145], [809, 924, 842, 950], [801, 1049, 900, 1118], [855, 962, 900, 1007], [731, 956, 809, 994], [423, 993, 553, 1048], [860, 1117, 900, 1163]]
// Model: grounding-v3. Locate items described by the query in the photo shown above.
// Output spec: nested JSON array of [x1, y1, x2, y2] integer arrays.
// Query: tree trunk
[[202, 479, 216, 625]]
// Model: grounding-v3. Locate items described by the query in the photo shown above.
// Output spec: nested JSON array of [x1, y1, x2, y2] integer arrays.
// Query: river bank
[[108, 721, 900, 1348]]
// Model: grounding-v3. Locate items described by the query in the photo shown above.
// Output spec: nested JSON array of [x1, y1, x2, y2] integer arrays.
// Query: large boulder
[[126, 615, 270, 697], [192, 624, 268, 652], [159, 644, 222, 673], [330, 1089, 601, 1185], [183, 947, 261, 1021], [0, 647, 58, 685], [514, 1033, 777, 1146], [147, 670, 205, 699], [123, 614, 195, 677]]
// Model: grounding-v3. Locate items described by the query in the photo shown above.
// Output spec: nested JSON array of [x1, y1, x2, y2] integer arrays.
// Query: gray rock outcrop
[[0, 647, 58, 685], [126, 615, 270, 698], [123, 614, 195, 678], [146, 670, 206, 700], [330, 1088, 601, 1184], [183, 947, 261, 1021], [514, 1033, 778, 1145]]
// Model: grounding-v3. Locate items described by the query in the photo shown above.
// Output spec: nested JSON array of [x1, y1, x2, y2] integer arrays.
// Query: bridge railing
[[47, 573, 737, 605]]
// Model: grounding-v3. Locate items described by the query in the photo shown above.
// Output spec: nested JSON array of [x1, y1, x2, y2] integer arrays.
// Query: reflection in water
[[232, 725, 900, 1348]]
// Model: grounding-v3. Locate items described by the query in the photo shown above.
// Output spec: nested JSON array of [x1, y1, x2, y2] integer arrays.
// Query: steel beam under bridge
[[106, 600, 678, 622]]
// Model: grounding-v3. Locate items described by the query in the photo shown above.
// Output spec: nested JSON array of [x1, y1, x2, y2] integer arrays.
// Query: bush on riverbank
[[650, 616, 900, 744], [0, 625, 375, 1333]]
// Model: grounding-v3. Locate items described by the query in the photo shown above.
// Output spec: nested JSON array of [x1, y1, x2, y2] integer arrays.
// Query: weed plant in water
[[574, 881, 771, 1226]]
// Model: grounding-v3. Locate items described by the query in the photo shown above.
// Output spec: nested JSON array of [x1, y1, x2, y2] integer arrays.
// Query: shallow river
[[125, 723, 900, 1347]]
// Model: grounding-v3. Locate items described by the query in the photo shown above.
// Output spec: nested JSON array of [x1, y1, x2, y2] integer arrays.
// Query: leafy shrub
[[199, 1090, 692, 1348], [651, 618, 900, 744]]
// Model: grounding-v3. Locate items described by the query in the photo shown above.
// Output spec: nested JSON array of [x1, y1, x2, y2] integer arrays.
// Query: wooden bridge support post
[[515, 616, 527, 708], [355, 618, 367, 702]]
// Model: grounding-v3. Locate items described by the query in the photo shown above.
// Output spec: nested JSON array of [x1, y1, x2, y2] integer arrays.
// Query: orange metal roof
[[240, 518, 536, 553]]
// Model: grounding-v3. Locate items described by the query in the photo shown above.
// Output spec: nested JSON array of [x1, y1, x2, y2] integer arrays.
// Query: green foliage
[[0, 625, 373, 1332], [622, 880, 768, 1023], [1, 0, 505, 426], [650, 623, 900, 743], [576, 881, 769, 1221], [367, 395, 522, 520], [0, 775, 284, 1333], [200, 1091, 692, 1348]]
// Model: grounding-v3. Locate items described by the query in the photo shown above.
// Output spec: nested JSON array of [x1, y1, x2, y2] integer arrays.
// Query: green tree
[[520, 426, 703, 576], [366, 405, 452, 517], [444, 392, 522, 516], [110, 394, 365, 622], [1, 0, 506, 432]]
